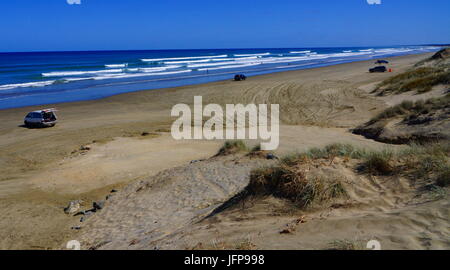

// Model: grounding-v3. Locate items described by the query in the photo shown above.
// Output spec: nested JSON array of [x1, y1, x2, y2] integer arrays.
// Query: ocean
[[0, 46, 440, 109]]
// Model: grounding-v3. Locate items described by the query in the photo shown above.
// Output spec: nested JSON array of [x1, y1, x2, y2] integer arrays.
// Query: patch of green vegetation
[[244, 142, 448, 213], [282, 143, 368, 165], [402, 71, 450, 93], [282, 142, 449, 188], [377, 67, 450, 95], [371, 94, 450, 122], [217, 140, 249, 156], [360, 150, 394, 176], [248, 165, 347, 208]]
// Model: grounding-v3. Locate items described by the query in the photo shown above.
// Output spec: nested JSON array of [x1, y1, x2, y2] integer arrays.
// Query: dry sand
[[0, 52, 447, 250]]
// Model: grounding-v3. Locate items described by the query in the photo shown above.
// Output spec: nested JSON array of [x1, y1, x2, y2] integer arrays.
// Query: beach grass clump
[[436, 166, 450, 187], [400, 141, 450, 157], [399, 141, 450, 184], [377, 67, 449, 94], [282, 144, 367, 165], [245, 142, 448, 210], [217, 140, 248, 156], [247, 165, 347, 208], [360, 150, 394, 175], [401, 70, 450, 94], [322, 143, 368, 159], [410, 155, 445, 179], [371, 94, 450, 122], [383, 67, 436, 85]]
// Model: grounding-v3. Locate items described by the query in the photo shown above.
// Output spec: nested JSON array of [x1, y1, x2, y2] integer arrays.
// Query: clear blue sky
[[1, 0, 449, 52]]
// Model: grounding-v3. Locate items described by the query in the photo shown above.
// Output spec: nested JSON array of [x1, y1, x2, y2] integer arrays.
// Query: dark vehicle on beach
[[234, 74, 247, 81], [24, 108, 58, 128], [369, 66, 387, 73], [375, 60, 389, 64]]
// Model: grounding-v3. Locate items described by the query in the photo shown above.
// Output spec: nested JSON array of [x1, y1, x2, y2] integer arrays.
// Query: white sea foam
[[163, 59, 213, 64], [188, 61, 250, 68], [374, 48, 413, 54], [163, 57, 259, 64], [190, 54, 331, 68], [94, 69, 193, 80], [0, 80, 57, 90], [290, 50, 312, 54], [212, 56, 258, 61], [141, 55, 228, 62], [198, 63, 261, 71], [234, 52, 270, 57], [105, 63, 128, 68], [42, 69, 123, 77], [137, 65, 181, 73], [137, 67, 169, 73]]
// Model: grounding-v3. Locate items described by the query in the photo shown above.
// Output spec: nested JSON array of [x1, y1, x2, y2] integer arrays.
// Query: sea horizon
[[0, 45, 441, 110], [2, 43, 448, 54]]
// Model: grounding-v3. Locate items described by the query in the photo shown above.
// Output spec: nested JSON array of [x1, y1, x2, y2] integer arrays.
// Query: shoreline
[[0, 51, 437, 111]]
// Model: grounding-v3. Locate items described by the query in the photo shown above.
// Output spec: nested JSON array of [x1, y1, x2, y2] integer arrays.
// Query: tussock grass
[[436, 166, 450, 187], [248, 165, 347, 208], [282, 143, 367, 166], [402, 71, 450, 94], [371, 94, 450, 122], [377, 67, 450, 95], [228, 142, 448, 215], [399, 141, 450, 187], [360, 150, 394, 176], [216, 140, 248, 156], [278, 142, 449, 190]]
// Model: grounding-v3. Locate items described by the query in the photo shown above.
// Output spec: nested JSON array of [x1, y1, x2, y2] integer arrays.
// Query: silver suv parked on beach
[[24, 109, 58, 128]]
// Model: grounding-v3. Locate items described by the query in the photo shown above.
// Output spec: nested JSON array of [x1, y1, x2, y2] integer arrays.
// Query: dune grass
[[436, 167, 450, 187], [248, 166, 347, 208], [216, 140, 249, 156], [376, 67, 450, 95], [360, 150, 394, 175], [370, 94, 450, 123], [247, 142, 449, 206], [282, 143, 368, 166]]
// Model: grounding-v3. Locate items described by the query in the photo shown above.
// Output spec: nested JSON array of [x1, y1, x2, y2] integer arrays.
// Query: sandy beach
[[0, 52, 448, 250]]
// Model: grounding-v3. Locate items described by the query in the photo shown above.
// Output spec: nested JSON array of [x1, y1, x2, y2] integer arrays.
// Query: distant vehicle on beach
[[375, 60, 389, 64], [234, 74, 247, 81], [369, 66, 387, 73], [24, 108, 58, 128]]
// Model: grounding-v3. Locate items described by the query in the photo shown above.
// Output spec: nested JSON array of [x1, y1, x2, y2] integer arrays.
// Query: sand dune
[[0, 52, 447, 250]]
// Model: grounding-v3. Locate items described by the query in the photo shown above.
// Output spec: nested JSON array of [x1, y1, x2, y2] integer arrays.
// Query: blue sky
[[1, 0, 449, 52]]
